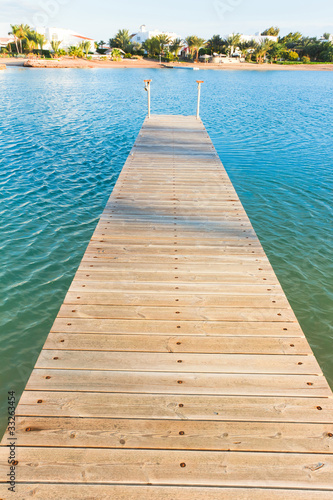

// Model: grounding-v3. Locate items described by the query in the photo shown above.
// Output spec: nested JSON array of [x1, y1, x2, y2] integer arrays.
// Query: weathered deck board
[[1, 114, 332, 498]]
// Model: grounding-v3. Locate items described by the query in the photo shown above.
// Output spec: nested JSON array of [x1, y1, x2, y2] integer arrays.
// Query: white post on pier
[[196, 80, 204, 120], [144, 80, 152, 118]]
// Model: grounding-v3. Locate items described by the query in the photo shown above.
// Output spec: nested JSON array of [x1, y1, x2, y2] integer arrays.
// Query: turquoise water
[[0, 68, 332, 435]]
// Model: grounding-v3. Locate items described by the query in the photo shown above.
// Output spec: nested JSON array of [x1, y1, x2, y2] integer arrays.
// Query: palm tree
[[206, 35, 225, 55], [110, 29, 131, 52], [225, 33, 241, 56], [80, 41, 91, 57], [51, 40, 62, 57], [68, 45, 83, 58], [8, 25, 20, 53], [156, 34, 171, 54], [35, 33, 47, 52], [191, 36, 206, 62], [268, 42, 285, 62], [17, 24, 30, 53], [111, 48, 122, 61], [25, 38, 36, 54], [255, 40, 274, 63], [238, 41, 256, 61], [185, 36, 195, 59], [143, 37, 160, 57], [169, 38, 184, 59]]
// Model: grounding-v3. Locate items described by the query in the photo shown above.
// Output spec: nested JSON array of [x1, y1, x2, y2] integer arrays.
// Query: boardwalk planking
[[1, 114, 332, 498]]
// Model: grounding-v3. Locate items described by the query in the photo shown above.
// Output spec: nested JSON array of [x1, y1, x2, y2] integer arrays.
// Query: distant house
[[35, 27, 95, 52], [131, 25, 178, 45], [0, 36, 15, 48], [319, 34, 333, 42], [238, 34, 279, 44]]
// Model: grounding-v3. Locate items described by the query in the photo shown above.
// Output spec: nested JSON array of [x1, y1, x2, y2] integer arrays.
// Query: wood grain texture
[[1, 484, 332, 500], [1, 114, 332, 496]]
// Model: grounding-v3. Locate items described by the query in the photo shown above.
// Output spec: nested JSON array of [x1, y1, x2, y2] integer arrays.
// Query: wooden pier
[[1, 114, 333, 498]]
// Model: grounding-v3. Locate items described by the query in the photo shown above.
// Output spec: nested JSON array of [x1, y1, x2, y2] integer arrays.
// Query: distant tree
[[51, 40, 62, 57], [155, 34, 172, 54], [25, 38, 36, 54], [268, 42, 285, 61], [8, 25, 20, 53], [16, 24, 30, 53], [261, 26, 280, 36], [287, 50, 299, 61], [143, 37, 161, 57], [68, 45, 83, 58], [111, 48, 122, 61], [321, 43, 333, 61], [279, 32, 302, 48], [35, 33, 47, 52], [224, 33, 241, 56], [323, 32, 331, 40], [254, 39, 274, 63], [169, 38, 184, 59], [206, 35, 226, 54], [185, 35, 205, 61], [80, 41, 91, 57], [238, 41, 255, 60], [185, 36, 195, 59], [110, 29, 132, 52]]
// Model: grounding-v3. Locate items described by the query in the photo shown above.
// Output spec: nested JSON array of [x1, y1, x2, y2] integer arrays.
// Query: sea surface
[[0, 67, 332, 435]]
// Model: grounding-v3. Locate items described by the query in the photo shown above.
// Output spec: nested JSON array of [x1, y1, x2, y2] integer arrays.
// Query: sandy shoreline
[[2, 57, 333, 71]]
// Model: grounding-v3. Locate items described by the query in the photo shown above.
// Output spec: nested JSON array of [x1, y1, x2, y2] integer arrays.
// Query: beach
[[2, 57, 333, 70]]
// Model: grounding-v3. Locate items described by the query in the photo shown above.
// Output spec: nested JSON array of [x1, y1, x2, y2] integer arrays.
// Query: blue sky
[[1, 0, 332, 40]]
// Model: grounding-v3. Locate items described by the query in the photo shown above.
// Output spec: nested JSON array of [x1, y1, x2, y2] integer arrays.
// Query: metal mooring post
[[196, 80, 204, 120], [144, 80, 152, 118]]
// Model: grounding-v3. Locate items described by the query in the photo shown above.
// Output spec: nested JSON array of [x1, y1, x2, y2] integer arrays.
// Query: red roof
[[72, 34, 94, 41]]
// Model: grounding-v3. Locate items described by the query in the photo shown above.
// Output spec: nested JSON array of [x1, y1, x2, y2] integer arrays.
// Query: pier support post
[[196, 80, 204, 120], [144, 80, 152, 118]]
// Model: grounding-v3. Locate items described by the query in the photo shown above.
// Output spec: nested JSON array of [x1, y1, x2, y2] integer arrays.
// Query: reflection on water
[[0, 68, 332, 435]]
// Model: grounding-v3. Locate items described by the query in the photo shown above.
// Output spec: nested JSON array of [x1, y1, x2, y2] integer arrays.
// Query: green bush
[[124, 53, 132, 59], [302, 56, 311, 64], [288, 50, 299, 61], [165, 52, 175, 62]]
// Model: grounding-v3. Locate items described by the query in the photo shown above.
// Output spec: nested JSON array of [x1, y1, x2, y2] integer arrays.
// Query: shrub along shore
[[2, 25, 333, 66]]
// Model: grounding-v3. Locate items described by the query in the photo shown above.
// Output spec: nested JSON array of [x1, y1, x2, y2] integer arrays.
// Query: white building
[[0, 36, 15, 48], [319, 34, 333, 42], [238, 34, 279, 44], [131, 25, 178, 45], [35, 27, 95, 52]]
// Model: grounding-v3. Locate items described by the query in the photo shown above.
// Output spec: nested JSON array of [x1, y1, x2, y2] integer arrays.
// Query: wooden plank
[[58, 304, 297, 322], [1, 447, 333, 488], [77, 261, 273, 273], [67, 281, 286, 295], [35, 350, 321, 375], [26, 369, 331, 397], [64, 291, 290, 308], [43, 333, 311, 354], [51, 318, 304, 336], [2, 484, 331, 500], [10, 416, 333, 453], [74, 271, 277, 284], [16, 391, 333, 422]]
